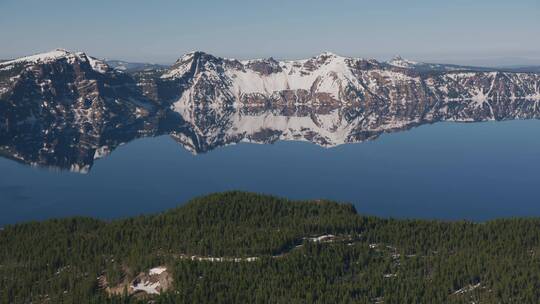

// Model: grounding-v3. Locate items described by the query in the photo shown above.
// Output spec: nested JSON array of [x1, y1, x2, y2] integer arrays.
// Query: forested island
[[1, 191, 540, 303]]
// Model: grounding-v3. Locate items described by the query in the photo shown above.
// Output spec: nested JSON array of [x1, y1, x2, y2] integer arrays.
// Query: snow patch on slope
[[228, 53, 358, 99], [160, 52, 198, 79], [149, 267, 167, 275], [0, 49, 111, 74], [86, 56, 109, 74], [131, 281, 160, 295], [0, 49, 71, 66]]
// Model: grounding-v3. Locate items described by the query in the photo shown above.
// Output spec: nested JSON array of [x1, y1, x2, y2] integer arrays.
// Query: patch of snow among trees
[[149, 266, 167, 276], [131, 281, 160, 295]]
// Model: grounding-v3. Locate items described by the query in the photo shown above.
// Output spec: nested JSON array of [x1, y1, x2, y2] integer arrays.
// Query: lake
[[1, 120, 539, 225]]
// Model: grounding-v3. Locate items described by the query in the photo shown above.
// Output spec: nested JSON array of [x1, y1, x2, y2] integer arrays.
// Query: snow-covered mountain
[[152, 51, 540, 107], [386, 56, 422, 69], [0, 49, 156, 172], [149, 51, 540, 153], [1, 49, 540, 171], [385, 55, 497, 73]]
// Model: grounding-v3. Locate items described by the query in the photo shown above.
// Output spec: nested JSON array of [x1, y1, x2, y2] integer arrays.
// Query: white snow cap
[[0, 49, 71, 66], [0, 49, 110, 74], [387, 55, 419, 68]]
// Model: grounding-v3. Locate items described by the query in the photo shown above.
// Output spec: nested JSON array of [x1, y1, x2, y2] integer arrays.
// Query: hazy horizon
[[2, 48, 540, 68], [1, 0, 539, 66]]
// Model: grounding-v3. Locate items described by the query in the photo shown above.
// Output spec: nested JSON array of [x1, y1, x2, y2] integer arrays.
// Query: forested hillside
[[1, 191, 540, 303]]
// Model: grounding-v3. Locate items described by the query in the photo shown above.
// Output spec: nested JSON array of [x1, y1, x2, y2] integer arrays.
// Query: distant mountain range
[[1, 49, 539, 172], [385, 55, 540, 73], [105, 60, 168, 73]]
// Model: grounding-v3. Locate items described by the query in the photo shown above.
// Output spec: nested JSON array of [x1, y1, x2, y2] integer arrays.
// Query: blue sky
[[1, 0, 539, 66]]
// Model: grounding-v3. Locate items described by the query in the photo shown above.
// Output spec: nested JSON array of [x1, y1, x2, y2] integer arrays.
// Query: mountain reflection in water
[[1, 119, 540, 224], [1, 100, 539, 173]]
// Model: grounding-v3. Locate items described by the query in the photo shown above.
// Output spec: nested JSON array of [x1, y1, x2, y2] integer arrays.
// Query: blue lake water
[[1, 120, 539, 225]]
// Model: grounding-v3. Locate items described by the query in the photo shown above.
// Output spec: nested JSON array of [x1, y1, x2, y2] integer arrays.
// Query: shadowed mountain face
[[1, 50, 539, 172]]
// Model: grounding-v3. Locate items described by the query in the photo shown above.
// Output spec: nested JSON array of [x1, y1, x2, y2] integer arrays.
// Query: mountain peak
[[317, 51, 340, 58], [0, 49, 114, 76], [178, 50, 216, 61], [163, 50, 235, 79], [53, 48, 70, 53], [387, 55, 419, 68], [184, 50, 208, 57], [0, 49, 74, 66]]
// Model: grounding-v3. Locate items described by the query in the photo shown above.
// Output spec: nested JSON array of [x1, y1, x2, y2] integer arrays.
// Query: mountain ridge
[[1, 49, 540, 171], [3, 49, 540, 72]]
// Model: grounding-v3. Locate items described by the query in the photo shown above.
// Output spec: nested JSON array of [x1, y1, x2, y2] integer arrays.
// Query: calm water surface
[[1, 120, 539, 225]]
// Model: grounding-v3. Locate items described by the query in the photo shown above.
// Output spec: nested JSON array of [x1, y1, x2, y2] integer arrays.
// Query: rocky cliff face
[[0, 49, 156, 172], [1, 50, 539, 171], [158, 51, 540, 153], [157, 51, 540, 109]]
